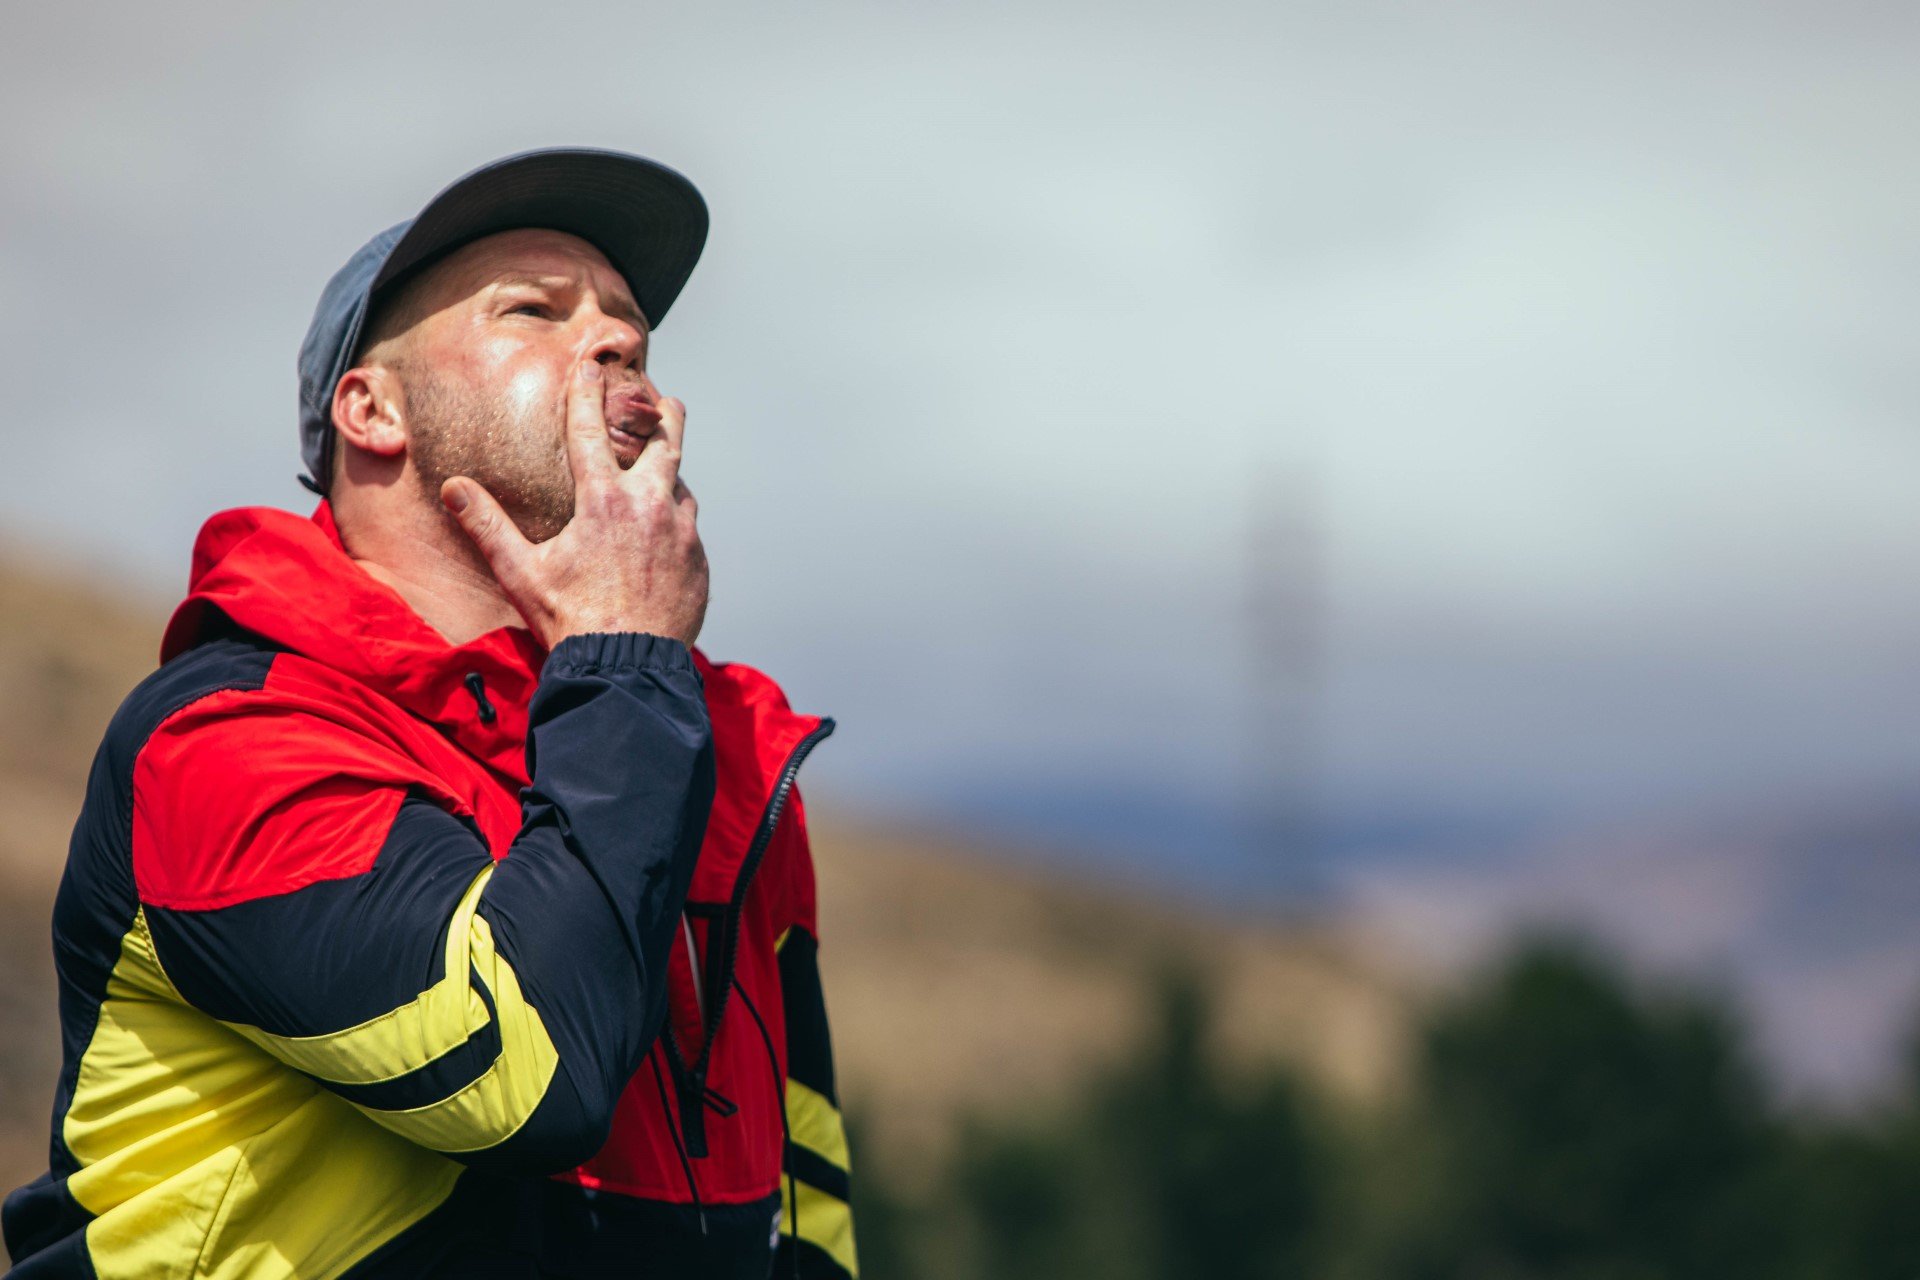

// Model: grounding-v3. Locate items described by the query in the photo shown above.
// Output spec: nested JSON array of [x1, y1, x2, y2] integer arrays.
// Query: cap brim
[[370, 148, 709, 331]]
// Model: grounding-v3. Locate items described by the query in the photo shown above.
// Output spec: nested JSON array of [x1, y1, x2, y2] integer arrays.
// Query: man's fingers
[[673, 477, 698, 519], [653, 396, 687, 455], [565, 360, 619, 489], [631, 396, 686, 496], [441, 477, 531, 588]]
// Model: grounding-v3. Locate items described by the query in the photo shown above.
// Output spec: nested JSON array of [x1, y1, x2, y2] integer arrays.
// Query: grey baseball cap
[[295, 147, 708, 494]]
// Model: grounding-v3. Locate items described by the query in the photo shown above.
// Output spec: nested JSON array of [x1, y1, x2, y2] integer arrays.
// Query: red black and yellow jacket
[[2, 504, 856, 1279]]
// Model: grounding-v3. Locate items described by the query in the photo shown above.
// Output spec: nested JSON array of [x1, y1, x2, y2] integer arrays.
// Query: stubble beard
[[402, 362, 576, 544]]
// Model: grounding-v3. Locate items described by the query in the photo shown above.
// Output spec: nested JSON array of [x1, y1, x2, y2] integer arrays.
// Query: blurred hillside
[[0, 555, 1411, 1194], [1344, 797, 1920, 1101], [0, 557, 171, 1182]]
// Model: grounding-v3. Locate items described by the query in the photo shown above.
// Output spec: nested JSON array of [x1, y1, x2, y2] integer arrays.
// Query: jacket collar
[[162, 503, 545, 781], [161, 505, 826, 817]]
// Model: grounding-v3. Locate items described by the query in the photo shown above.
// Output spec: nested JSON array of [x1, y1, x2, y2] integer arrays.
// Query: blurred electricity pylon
[[1244, 459, 1324, 905]]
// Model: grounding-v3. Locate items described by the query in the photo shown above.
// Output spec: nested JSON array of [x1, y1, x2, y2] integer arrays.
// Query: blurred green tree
[[866, 939, 1920, 1279], [1774, 1024, 1920, 1279], [947, 965, 1326, 1280], [1359, 939, 1795, 1280]]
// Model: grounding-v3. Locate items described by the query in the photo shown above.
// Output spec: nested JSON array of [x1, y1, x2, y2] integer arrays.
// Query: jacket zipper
[[681, 916, 706, 1026], [666, 718, 835, 1157]]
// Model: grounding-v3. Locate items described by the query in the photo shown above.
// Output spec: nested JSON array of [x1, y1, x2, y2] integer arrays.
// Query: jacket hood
[[164, 503, 553, 780]]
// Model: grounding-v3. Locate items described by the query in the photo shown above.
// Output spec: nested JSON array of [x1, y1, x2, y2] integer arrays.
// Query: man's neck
[[336, 499, 525, 648]]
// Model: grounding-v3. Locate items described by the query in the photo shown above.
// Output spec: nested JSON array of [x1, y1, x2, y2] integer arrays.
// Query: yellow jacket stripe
[[220, 864, 502, 1085], [781, 1177, 860, 1279], [786, 1078, 851, 1172]]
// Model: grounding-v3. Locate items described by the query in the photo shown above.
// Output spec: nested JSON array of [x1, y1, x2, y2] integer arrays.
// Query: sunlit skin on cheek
[[506, 363, 566, 454], [469, 329, 558, 423], [470, 319, 582, 454]]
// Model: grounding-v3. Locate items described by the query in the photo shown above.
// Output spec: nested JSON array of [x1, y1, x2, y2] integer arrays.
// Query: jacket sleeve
[[131, 632, 714, 1175], [772, 790, 859, 1279]]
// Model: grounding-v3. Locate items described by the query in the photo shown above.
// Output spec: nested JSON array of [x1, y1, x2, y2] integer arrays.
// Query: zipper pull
[[701, 1082, 738, 1119], [462, 671, 497, 724]]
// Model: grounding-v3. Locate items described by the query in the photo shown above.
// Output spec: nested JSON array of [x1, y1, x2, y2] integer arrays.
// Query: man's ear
[[331, 363, 409, 460]]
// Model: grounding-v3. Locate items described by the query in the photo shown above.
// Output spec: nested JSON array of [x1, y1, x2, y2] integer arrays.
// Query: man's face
[[366, 228, 663, 542]]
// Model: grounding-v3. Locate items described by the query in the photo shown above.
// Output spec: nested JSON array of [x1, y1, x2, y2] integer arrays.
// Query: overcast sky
[[4, 0, 1917, 888]]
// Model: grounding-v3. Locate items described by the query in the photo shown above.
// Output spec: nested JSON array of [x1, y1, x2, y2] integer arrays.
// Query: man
[[2, 149, 856, 1278]]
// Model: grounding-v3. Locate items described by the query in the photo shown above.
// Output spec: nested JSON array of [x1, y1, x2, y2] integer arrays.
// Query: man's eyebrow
[[492, 272, 647, 328], [602, 291, 647, 329]]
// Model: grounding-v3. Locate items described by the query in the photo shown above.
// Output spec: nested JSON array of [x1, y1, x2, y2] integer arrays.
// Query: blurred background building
[[4, 2, 1918, 1274]]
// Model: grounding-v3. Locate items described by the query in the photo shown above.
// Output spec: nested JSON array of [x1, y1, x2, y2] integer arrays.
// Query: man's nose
[[582, 309, 645, 369]]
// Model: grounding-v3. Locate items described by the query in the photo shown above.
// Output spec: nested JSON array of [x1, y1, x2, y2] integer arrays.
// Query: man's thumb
[[441, 478, 527, 579]]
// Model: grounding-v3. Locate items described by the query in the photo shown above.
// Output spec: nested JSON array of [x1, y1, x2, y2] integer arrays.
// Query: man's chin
[[606, 425, 651, 467], [509, 501, 574, 545], [437, 481, 572, 546]]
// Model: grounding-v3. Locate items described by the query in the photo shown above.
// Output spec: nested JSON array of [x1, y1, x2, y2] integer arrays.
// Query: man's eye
[[506, 303, 550, 318]]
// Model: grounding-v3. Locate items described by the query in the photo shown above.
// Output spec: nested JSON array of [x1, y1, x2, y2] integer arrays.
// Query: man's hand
[[440, 361, 709, 649]]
